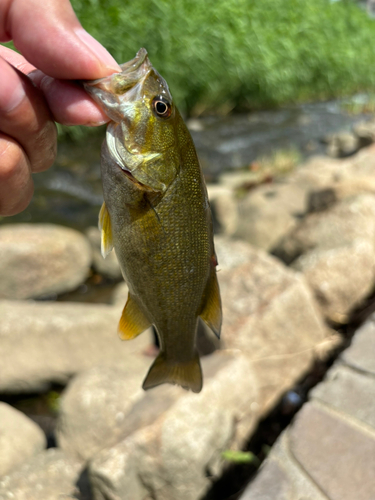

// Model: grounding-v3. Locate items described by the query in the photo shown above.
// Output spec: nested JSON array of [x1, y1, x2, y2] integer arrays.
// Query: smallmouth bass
[[84, 48, 221, 393]]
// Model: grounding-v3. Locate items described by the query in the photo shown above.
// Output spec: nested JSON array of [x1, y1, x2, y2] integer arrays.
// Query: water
[[1, 98, 372, 232]]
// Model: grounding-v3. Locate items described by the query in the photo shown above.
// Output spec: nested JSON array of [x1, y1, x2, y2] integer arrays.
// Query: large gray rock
[[0, 224, 92, 299], [0, 449, 83, 500], [207, 184, 238, 236], [240, 431, 331, 500], [341, 316, 375, 375], [89, 351, 259, 500], [56, 365, 150, 461], [311, 364, 375, 429], [289, 404, 375, 500], [293, 145, 375, 201], [0, 300, 152, 393], [274, 194, 375, 263], [216, 237, 328, 358], [292, 239, 375, 323], [274, 195, 375, 322], [233, 182, 307, 251], [0, 403, 46, 477]]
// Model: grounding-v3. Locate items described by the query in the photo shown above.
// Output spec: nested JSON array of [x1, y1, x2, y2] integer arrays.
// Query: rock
[[110, 281, 129, 308], [341, 315, 375, 375], [273, 195, 375, 322], [289, 403, 375, 500], [274, 194, 375, 264], [0, 449, 83, 500], [89, 351, 259, 500], [294, 145, 375, 202], [323, 131, 360, 158], [311, 364, 375, 429], [56, 365, 150, 461], [0, 224, 92, 299], [216, 237, 328, 360], [307, 187, 337, 213], [232, 181, 307, 251], [353, 118, 375, 144], [0, 403, 46, 477], [0, 300, 152, 393], [292, 239, 375, 323], [85, 226, 122, 280], [207, 184, 238, 235], [239, 459, 291, 500], [240, 431, 333, 500]]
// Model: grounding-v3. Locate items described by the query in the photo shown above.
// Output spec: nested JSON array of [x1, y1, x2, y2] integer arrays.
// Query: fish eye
[[152, 96, 172, 118]]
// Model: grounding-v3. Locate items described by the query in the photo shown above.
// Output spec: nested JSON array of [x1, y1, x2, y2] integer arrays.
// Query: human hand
[[0, 0, 121, 216]]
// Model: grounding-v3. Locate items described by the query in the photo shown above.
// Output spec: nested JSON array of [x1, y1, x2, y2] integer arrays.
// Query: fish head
[[84, 48, 179, 192]]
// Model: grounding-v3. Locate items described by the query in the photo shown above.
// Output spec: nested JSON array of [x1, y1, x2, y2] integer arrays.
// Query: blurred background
[[1, 1, 375, 499]]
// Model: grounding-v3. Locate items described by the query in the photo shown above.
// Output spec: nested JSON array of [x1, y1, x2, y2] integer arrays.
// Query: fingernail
[[0, 70, 26, 113], [75, 28, 121, 72]]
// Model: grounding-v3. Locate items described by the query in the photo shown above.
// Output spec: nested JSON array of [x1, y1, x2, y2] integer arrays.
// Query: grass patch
[[71, 0, 375, 114]]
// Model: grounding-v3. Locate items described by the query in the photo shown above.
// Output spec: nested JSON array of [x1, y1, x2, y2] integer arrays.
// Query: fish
[[83, 48, 222, 393]]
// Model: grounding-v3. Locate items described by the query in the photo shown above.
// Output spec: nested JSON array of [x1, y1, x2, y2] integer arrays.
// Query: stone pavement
[[240, 314, 375, 500]]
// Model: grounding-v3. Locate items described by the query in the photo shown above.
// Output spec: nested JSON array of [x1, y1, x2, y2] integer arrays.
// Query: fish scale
[[84, 48, 221, 393]]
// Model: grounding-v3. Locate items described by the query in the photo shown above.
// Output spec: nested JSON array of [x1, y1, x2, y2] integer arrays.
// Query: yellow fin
[[98, 202, 113, 258], [118, 294, 151, 340], [199, 269, 222, 339], [142, 350, 202, 393]]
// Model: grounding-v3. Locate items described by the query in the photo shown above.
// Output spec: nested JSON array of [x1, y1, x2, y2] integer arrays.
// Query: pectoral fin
[[118, 294, 151, 340], [199, 268, 222, 339], [98, 202, 113, 258], [142, 349, 203, 393]]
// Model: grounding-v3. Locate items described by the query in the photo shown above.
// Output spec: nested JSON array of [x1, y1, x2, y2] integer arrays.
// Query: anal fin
[[98, 202, 113, 258], [199, 267, 222, 339], [118, 294, 151, 340], [142, 350, 202, 393]]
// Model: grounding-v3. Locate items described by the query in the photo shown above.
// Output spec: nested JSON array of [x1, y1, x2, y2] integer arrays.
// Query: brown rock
[[89, 351, 259, 500], [292, 239, 374, 323], [341, 317, 375, 375], [207, 184, 238, 235], [240, 431, 330, 500], [217, 239, 328, 359], [0, 403, 46, 477], [274, 194, 375, 264], [233, 182, 306, 251], [324, 131, 359, 158], [290, 403, 375, 500], [56, 365, 152, 461], [239, 460, 289, 500], [311, 365, 375, 429], [0, 300, 152, 393], [0, 224, 92, 299], [0, 449, 83, 500]]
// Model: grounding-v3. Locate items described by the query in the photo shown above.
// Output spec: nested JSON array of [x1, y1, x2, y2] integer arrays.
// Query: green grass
[[4, 0, 375, 121], [70, 0, 375, 114]]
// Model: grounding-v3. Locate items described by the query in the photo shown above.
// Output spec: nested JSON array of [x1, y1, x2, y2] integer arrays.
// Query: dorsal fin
[[118, 294, 151, 340], [199, 266, 222, 339], [98, 202, 114, 258]]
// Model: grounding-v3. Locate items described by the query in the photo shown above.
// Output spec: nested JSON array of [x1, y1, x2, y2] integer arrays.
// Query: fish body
[[84, 49, 221, 393]]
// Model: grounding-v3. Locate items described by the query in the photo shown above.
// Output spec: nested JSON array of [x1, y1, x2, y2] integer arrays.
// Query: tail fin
[[142, 350, 203, 393]]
